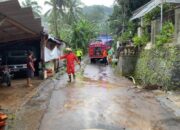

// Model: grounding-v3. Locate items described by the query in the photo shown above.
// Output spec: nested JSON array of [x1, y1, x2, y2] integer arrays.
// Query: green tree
[[45, 0, 61, 37], [83, 5, 112, 34], [65, 0, 83, 25], [109, 0, 151, 35], [44, 0, 83, 38], [71, 19, 97, 51], [44, 0, 108, 53], [21, 0, 42, 17]]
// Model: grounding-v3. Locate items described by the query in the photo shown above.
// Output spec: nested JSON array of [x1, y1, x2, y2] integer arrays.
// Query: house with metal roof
[[0, 0, 64, 78], [131, 0, 180, 44], [0, 0, 43, 43]]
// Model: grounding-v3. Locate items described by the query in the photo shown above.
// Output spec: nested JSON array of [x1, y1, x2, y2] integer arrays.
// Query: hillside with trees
[[83, 5, 113, 23], [109, 0, 151, 36], [83, 5, 113, 34]]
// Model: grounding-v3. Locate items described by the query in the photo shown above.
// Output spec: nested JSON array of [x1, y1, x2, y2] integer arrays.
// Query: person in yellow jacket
[[76, 49, 83, 62]]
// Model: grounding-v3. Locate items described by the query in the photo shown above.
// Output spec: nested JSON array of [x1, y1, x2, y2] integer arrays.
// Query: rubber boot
[[68, 75, 71, 82]]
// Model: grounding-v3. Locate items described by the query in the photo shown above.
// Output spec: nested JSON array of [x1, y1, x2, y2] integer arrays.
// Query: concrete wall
[[171, 46, 180, 87], [116, 55, 138, 76], [175, 8, 180, 44], [151, 19, 161, 44]]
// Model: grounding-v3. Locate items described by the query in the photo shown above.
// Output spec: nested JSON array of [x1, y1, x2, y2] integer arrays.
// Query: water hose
[[129, 76, 136, 85]]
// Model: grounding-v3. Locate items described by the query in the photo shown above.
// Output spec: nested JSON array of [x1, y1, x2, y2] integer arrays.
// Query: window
[[8, 50, 27, 58], [94, 47, 102, 56]]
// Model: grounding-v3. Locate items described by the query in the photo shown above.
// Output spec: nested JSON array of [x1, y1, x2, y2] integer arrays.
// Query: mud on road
[[8, 63, 180, 130], [38, 64, 180, 130]]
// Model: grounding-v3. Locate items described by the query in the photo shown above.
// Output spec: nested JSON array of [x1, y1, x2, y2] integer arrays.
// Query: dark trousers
[[78, 56, 81, 62], [27, 69, 34, 78], [103, 57, 108, 65]]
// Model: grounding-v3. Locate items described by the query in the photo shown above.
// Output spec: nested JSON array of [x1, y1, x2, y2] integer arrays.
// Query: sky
[[37, 0, 114, 7], [19, 0, 114, 14], [81, 0, 114, 7]]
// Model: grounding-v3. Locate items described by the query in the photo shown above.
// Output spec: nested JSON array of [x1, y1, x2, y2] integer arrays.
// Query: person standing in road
[[108, 47, 114, 64], [102, 49, 108, 65], [60, 48, 80, 82], [76, 49, 83, 62], [27, 51, 35, 87]]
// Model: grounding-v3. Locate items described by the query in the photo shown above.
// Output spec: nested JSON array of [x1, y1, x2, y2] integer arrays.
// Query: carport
[[0, 0, 44, 113], [0, 0, 42, 43], [0, 0, 43, 75], [0, 0, 64, 77]]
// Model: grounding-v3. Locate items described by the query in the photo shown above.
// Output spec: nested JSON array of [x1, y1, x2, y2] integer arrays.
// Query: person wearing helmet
[[59, 48, 80, 82], [76, 49, 83, 62]]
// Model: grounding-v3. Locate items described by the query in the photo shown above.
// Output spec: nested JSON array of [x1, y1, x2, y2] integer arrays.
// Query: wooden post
[[40, 33, 48, 79]]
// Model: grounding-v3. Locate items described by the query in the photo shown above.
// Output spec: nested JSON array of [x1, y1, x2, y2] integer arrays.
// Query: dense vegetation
[[135, 45, 180, 90], [21, 0, 42, 17], [108, 0, 179, 90], [83, 5, 113, 33], [21, 0, 113, 51], [109, 0, 150, 36]]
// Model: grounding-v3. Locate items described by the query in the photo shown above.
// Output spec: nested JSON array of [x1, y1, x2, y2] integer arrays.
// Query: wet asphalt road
[[39, 64, 180, 130]]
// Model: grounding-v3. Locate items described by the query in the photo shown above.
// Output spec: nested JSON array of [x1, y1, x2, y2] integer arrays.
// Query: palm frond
[[44, 1, 53, 6], [44, 9, 52, 17]]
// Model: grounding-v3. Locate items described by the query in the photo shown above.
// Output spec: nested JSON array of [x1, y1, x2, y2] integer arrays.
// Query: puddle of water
[[80, 77, 120, 89], [64, 99, 84, 110]]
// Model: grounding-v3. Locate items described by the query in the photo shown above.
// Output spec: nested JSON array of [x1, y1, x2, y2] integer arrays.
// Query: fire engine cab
[[88, 41, 107, 63]]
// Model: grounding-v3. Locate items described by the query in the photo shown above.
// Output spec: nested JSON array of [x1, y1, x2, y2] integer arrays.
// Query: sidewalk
[[167, 91, 180, 108], [155, 90, 180, 117]]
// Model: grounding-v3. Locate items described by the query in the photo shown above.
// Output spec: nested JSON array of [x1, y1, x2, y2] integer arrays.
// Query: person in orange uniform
[[0, 113, 7, 130], [60, 48, 80, 82], [102, 49, 108, 65]]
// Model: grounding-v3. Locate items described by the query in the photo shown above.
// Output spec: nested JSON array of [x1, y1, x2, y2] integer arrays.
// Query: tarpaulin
[[44, 47, 60, 62]]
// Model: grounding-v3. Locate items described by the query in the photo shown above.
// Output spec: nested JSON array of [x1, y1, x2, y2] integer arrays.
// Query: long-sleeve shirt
[[60, 52, 79, 74]]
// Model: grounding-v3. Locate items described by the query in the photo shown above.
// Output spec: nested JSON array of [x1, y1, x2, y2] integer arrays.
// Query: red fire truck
[[88, 41, 108, 63]]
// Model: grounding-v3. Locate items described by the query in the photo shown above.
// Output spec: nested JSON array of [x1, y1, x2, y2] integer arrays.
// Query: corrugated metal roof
[[0, 0, 43, 43], [131, 0, 159, 20], [131, 0, 180, 20], [48, 36, 63, 45]]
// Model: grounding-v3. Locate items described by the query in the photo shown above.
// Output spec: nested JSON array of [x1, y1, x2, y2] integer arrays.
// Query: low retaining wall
[[135, 45, 180, 90], [116, 55, 138, 76], [116, 45, 180, 90]]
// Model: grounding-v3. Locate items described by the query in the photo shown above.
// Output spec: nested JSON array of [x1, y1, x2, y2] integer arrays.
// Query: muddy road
[[37, 64, 180, 130]]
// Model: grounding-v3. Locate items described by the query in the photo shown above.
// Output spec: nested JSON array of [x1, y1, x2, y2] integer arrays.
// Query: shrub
[[134, 45, 180, 90], [133, 34, 149, 47], [119, 31, 132, 43], [133, 35, 142, 46], [155, 21, 174, 47]]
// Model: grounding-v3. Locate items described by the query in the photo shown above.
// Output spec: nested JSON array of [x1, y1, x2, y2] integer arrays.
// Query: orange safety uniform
[[60, 52, 79, 75], [102, 50, 108, 57]]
